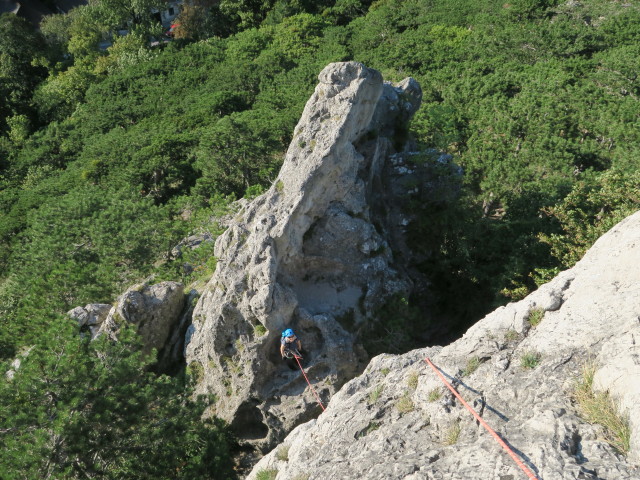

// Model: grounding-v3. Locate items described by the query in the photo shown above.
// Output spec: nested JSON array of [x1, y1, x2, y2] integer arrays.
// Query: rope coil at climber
[[294, 354, 326, 411], [424, 357, 539, 480]]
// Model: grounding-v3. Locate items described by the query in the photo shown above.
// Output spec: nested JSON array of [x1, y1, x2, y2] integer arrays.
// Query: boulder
[[248, 210, 640, 479], [67, 303, 112, 338], [98, 281, 185, 355]]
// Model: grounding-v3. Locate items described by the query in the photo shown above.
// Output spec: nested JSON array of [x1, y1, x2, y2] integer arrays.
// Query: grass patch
[[574, 362, 631, 455], [381, 367, 390, 376], [428, 388, 443, 402], [527, 308, 545, 327], [186, 361, 204, 383], [256, 469, 278, 480], [366, 421, 381, 434], [462, 356, 481, 377], [276, 446, 289, 461], [254, 324, 267, 336], [407, 370, 419, 389], [504, 329, 520, 342], [396, 393, 415, 414], [520, 351, 542, 369], [357, 421, 382, 439], [443, 420, 461, 445], [368, 384, 384, 404]]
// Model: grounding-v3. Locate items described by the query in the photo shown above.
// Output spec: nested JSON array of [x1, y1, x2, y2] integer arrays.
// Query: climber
[[281, 328, 303, 370], [280, 328, 302, 358]]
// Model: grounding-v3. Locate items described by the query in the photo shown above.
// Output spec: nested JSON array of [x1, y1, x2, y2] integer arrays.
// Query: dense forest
[[1, 0, 639, 477]]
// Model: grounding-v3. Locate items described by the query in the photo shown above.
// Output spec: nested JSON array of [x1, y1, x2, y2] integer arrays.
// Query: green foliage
[[0, 186, 186, 356], [90, 0, 167, 35], [541, 170, 640, 268], [194, 110, 283, 198], [272, 13, 330, 62], [0, 14, 48, 135], [0, 322, 236, 479], [94, 32, 157, 75], [520, 351, 542, 369], [33, 65, 96, 123]]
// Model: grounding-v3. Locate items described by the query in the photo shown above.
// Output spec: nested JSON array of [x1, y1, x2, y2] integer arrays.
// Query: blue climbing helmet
[[282, 328, 295, 338]]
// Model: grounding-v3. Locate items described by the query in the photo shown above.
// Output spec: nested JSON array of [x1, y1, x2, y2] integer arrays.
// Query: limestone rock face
[[184, 62, 427, 451], [248, 210, 640, 479], [68, 303, 112, 338], [98, 281, 185, 355]]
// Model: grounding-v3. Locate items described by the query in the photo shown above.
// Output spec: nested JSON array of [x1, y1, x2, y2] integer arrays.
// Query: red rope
[[295, 355, 326, 411], [424, 357, 539, 480]]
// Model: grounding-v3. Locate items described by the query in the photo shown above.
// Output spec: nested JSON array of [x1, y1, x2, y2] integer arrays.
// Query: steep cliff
[[183, 62, 452, 451], [248, 210, 640, 479]]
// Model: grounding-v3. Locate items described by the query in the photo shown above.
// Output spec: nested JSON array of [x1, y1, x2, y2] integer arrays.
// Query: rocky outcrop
[[68, 303, 112, 338], [248, 210, 640, 479], [97, 281, 185, 355], [184, 62, 445, 451]]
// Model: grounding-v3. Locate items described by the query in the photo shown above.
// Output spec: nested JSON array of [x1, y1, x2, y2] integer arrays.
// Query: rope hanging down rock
[[295, 355, 326, 412], [424, 357, 539, 480]]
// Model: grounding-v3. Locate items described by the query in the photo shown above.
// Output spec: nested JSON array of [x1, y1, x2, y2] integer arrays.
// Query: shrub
[[520, 351, 542, 369]]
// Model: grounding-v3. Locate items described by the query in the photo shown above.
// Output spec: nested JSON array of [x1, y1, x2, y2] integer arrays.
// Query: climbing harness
[[283, 348, 301, 359], [424, 357, 539, 480], [294, 354, 326, 412]]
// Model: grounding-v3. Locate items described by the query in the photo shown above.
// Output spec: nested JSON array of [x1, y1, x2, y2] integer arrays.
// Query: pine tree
[[0, 320, 236, 479]]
